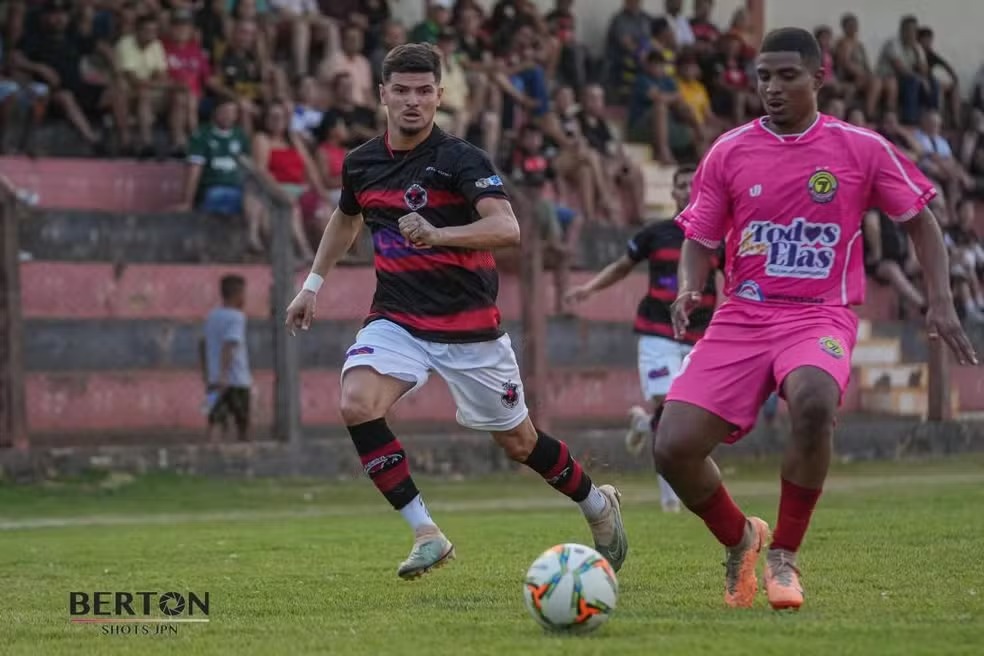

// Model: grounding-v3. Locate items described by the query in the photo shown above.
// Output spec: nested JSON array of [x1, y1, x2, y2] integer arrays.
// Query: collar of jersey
[[384, 125, 444, 158], [756, 112, 823, 143]]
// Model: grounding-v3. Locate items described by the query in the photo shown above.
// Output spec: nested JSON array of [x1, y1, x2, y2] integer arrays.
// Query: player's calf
[[493, 420, 628, 572]]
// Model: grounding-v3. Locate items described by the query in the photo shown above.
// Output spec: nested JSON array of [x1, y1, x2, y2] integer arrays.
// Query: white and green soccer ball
[[523, 543, 618, 634]]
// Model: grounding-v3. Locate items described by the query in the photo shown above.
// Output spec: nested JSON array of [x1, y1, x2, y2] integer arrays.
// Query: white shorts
[[638, 335, 693, 400], [341, 319, 529, 432]]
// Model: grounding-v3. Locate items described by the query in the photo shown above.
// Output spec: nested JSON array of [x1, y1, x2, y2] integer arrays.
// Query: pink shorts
[[666, 299, 858, 443]]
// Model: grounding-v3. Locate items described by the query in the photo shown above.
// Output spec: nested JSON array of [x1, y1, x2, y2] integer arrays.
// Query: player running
[[284, 43, 627, 580], [655, 27, 978, 611], [564, 166, 722, 513]]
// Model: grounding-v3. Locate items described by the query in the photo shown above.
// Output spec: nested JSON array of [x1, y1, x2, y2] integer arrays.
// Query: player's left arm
[[868, 135, 978, 365], [903, 209, 978, 365]]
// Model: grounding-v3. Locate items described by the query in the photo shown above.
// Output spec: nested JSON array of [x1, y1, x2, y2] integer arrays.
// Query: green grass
[[1, 458, 983, 655]]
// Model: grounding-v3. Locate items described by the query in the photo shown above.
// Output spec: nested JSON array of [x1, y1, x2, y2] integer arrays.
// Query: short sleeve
[[867, 135, 937, 222], [674, 146, 730, 247], [626, 224, 657, 262], [223, 313, 245, 343], [455, 147, 509, 207], [337, 157, 362, 216]]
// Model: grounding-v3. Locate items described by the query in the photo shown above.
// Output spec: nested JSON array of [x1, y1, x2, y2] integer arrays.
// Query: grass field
[[2, 457, 983, 656]]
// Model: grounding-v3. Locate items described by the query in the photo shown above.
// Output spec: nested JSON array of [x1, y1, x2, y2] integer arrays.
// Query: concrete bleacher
[[6, 158, 984, 442]]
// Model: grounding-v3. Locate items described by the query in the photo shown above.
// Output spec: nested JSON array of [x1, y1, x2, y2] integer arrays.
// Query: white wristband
[[302, 272, 324, 294]]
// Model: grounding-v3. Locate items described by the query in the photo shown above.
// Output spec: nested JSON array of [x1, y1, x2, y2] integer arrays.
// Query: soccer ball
[[522, 543, 618, 634]]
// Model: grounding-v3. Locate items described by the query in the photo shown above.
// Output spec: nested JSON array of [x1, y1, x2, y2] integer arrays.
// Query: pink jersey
[[676, 113, 936, 306]]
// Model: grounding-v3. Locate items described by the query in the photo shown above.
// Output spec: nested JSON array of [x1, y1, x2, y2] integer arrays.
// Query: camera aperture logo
[[70, 591, 209, 636]]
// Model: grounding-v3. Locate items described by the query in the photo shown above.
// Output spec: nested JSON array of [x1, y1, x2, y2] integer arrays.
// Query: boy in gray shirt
[[200, 275, 252, 441]]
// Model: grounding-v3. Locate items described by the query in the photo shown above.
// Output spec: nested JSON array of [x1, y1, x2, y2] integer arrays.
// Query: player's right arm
[[671, 144, 731, 339], [285, 160, 365, 335]]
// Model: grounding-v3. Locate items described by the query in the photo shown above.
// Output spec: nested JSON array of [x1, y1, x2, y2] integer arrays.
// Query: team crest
[[808, 169, 838, 203], [819, 336, 844, 359], [404, 183, 428, 210], [501, 381, 520, 408]]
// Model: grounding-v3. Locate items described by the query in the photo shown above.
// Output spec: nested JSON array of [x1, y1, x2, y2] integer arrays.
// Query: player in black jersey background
[[285, 43, 627, 580], [566, 166, 724, 513]]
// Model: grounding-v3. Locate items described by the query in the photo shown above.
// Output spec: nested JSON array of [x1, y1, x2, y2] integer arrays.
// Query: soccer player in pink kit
[[655, 28, 979, 611]]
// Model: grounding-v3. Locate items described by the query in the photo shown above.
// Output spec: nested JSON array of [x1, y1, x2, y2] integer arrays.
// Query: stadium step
[[858, 363, 928, 390], [860, 386, 960, 418], [851, 338, 902, 366], [641, 162, 677, 218], [856, 319, 872, 342]]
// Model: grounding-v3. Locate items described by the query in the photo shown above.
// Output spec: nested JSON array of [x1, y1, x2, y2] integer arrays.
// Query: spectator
[[12, 0, 122, 154], [945, 198, 984, 322], [914, 109, 975, 219], [545, 0, 592, 90], [0, 35, 47, 155], [627, 50, 694, 165], [862, 209, 927, 318], [662, 0, 694, 49], [813, 26, 841, 94], [200, 274, 253, 442], [116, 14, 183, 157], [251, 101, 321, 262], [228, 0, 275, 63], [579, 83, 647, 224], [504, 122, 579, 312], [370, 20, 406, 87], [410, 0, 451, 45], [315, 72, 378, 148], [725, 7, 757, 61], [195, 0, 229, 63], [305, 114, 346, 237], [917, 27, 961, 129], [290, 74, 323, 144], [268, 0, 333, 78], [876, 15, 938, 125], [834, 13, 883, 120], [879, 109, 923, 162], [164, 9, 211, 153], [689, 0, 721, 54], [319, 23, 374, 108], [847, 106, 868, 127], [605, 0, 652, 103], [675, 51, 715, 155], [433, 28, 470, 139], [649, 17, 678, 78], [708, 32, 754, 125], [179, 100, 265, 251], [208, 18, 270, 135]]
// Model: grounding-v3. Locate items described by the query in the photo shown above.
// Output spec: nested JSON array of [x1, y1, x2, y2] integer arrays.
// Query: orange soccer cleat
[[723, 517, 770, 608]]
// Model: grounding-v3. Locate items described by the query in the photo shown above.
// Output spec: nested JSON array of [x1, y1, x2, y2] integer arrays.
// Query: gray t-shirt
[[204, 307, 252, 387]]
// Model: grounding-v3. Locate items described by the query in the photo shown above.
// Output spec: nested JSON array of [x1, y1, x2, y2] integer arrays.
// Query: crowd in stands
[[0, 0, 983, 322]]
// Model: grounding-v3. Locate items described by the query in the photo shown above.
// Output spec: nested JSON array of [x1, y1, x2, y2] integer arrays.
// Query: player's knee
[[338, 386, 383, 425], [651, 426, 688, 474], [787, 390, 837, 441], [492, 423, 537, 461]]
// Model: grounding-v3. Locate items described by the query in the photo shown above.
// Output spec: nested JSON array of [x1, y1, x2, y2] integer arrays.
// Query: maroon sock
[[771, 478, 823, 552], [690, 484, 747, 548]]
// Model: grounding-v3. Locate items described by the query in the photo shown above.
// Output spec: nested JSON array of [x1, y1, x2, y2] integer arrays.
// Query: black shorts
[[208, 386, 251, 431]]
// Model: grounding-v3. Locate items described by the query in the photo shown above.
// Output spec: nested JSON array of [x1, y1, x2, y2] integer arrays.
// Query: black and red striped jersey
[[338, 126, 509, 343], [626, 219, 720, 344]]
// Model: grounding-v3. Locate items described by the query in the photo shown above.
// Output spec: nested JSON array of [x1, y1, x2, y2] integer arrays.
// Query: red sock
[[691, 484, 747, 548], [771, 478, 823, 552]]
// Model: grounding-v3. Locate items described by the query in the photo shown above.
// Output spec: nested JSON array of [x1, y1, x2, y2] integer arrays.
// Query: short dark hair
[[760, 27, 822, 69], [220, 274, 246, 301], [900, 15, 918, 29], [917, 27, 933, 40], [673, 165, 697, 186], [381, 43, 442, 84]]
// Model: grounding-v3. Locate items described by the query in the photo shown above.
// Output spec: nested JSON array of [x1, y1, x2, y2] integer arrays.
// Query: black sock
[[347, 418, 419, 510], [522, 429, 593, 502]]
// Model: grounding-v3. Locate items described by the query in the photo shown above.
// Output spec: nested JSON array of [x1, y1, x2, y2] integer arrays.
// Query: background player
[[565, 165, 723, 513], [284, 43, 627, 580], [655, 28, 979, 611]]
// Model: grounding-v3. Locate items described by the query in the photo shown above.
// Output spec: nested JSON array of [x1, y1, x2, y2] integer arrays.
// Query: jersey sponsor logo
[[404, 183, 428, 210], [475, 175, 503, 189], [735, 280, 765, 301], [346, 346, 375, 357], [425, 166, 452, 178], [819, 336, 845, 358], [808, 169, 838, 203], [738, 217, 841, 279], [749, 184, 762, 197], [501, 381, 520, 408]]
